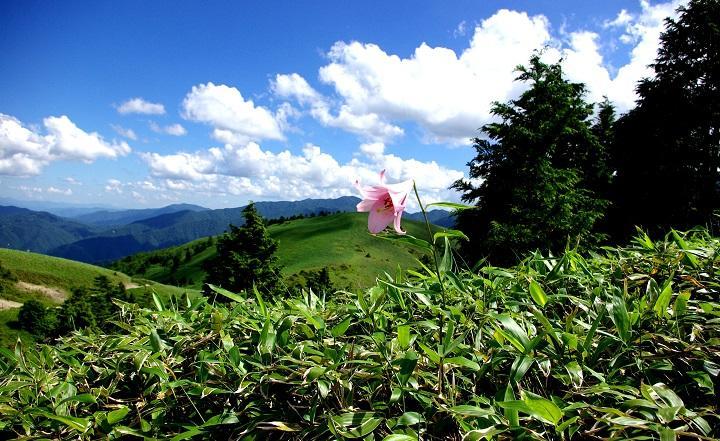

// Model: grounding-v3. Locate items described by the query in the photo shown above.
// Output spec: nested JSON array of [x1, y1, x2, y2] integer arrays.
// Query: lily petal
[[385, 180, 413, 213], [393, 210, 406, 234], [368, 200, 394, 234], [356, 198, 376, 212], [355, 183, 389, 200]]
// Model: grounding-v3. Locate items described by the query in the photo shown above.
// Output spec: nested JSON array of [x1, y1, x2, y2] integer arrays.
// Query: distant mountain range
[[0, 197, 117, 218], [0, 206, 98, 252], [72, 203, 208, 227], [0, 196, 455, 263]]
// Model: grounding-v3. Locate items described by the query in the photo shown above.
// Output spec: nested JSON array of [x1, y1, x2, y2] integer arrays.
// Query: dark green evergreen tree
[[306, 267, 333, 294], [18, 299, 57, 337], [611, 0, 720, 237], [56, 287, 97, 333], [203, 203, 280, 296], [452, 55, 610, 265]]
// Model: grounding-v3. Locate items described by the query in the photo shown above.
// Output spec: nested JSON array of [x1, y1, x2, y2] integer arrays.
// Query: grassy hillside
[[49, 197, 363, 263], [0, 248, 198, 347], [112, 212, 436, 290]]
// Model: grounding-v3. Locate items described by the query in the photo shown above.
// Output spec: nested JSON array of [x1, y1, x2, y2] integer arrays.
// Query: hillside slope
[[50, 197, 364, 263], [0, 248, 197, 346], [111, 212, 436, 290]]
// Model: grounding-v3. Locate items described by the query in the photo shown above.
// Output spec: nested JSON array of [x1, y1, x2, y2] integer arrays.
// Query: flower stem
[[412, 181, 447, 396]]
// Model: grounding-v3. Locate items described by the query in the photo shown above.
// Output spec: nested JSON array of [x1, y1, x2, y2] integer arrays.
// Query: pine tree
[[203, 203, 280, 296], [611, 0, 720, 237], [452, 55, 610, 265]]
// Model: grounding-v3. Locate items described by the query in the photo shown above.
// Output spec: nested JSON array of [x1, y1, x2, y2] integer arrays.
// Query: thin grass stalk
[[412, 181, 448, 396]]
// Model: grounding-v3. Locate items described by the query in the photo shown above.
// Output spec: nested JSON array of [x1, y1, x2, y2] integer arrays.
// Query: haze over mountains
[[0, 197, 454, 263]]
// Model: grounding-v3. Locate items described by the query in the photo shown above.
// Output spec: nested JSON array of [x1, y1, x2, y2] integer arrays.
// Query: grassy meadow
[[113, 212, 435, 290], [0, 248, 199, 347]]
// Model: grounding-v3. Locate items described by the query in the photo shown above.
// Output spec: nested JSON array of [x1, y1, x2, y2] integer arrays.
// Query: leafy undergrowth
[[0, 230, 719, 440]]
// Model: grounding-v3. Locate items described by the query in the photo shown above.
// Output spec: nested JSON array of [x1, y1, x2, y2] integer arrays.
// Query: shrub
[[0, 229, 718, 439]]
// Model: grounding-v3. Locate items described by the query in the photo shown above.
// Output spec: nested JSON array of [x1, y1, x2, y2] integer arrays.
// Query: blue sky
[[0, 0, 685, 209]]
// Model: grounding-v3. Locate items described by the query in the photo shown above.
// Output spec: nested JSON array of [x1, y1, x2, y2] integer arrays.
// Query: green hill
[[111, 212, 437, 291], [0, 248, 198, 347]]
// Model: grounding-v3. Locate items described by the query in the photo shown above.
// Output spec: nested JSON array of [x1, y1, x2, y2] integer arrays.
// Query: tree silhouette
[[452, 55, 610, 265], [203, 203, 280, 296], [611, 0, 720, 237]]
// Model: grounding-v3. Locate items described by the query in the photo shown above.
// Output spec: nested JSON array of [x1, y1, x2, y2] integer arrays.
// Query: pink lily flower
[[355, 170, 413, 234]]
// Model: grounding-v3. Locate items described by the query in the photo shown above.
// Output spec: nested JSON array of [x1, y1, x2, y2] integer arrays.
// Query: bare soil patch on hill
[[0, 298, 22, 310], [16, 281, 67, 303]]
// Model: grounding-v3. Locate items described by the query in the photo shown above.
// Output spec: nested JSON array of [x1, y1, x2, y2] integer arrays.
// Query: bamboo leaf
[[206, 284, 245, 303], [433, 229, 469, 243], [331, 317, 352, 338], [529, 279, 548, 307]]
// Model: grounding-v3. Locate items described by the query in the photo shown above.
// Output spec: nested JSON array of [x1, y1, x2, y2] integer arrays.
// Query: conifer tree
[[203, 203, 280, 296], [453, 55, 610, 265], [611, 0, 720, 237]]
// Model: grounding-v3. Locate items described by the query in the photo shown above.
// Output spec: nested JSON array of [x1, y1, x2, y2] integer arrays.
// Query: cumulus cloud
[[44, 116, 131, 162], [105, 178, 123, 193], [117, 98, 166, 115], [47, 186, 72, 196], [561, 0, 685, 110], [273, 2, 684, 144], [111, 124, 138, 140], [140, 140, 463, 205], [182, 82, 284, 143], [149, 121, 187, 136], [273, 73, 404, 142], [604, 9, 633, 28], [0, 113, 131, 176]]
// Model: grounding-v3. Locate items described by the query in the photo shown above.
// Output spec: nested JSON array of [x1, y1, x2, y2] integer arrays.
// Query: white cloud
[[0, 113, 131, 176], [273, 73, 404, 142], [604, 9, 633, 28], [64, 177, 82, 185], [454, 20, 468, 38], [140, 151, 215, 181], [111, 124, 138, 140], [44, 116, 131, 162], [182, 82, 284, 143], [117, 98, 166, 115], [149, 121, 187, 136], [561, 0, 685, 111], [164, 123, 187, 136], [274, 2, 684, 144], [131, 190, 147, 204], [140, 140, 464, 205], [311, 9, 553, 144], [47, 186, 72, 196], [104, 178, 123, 193], [12, 185, 44, 196]]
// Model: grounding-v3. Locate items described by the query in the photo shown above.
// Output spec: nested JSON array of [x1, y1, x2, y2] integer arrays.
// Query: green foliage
[[17, 299, 56, 337], [1, 229, 718, 439], [611, 0, 720, 237], [61, 276, 132, 333], [453, 55, 610, 265], [287, 267, 337, 296], [203, 203, 280, 297]]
